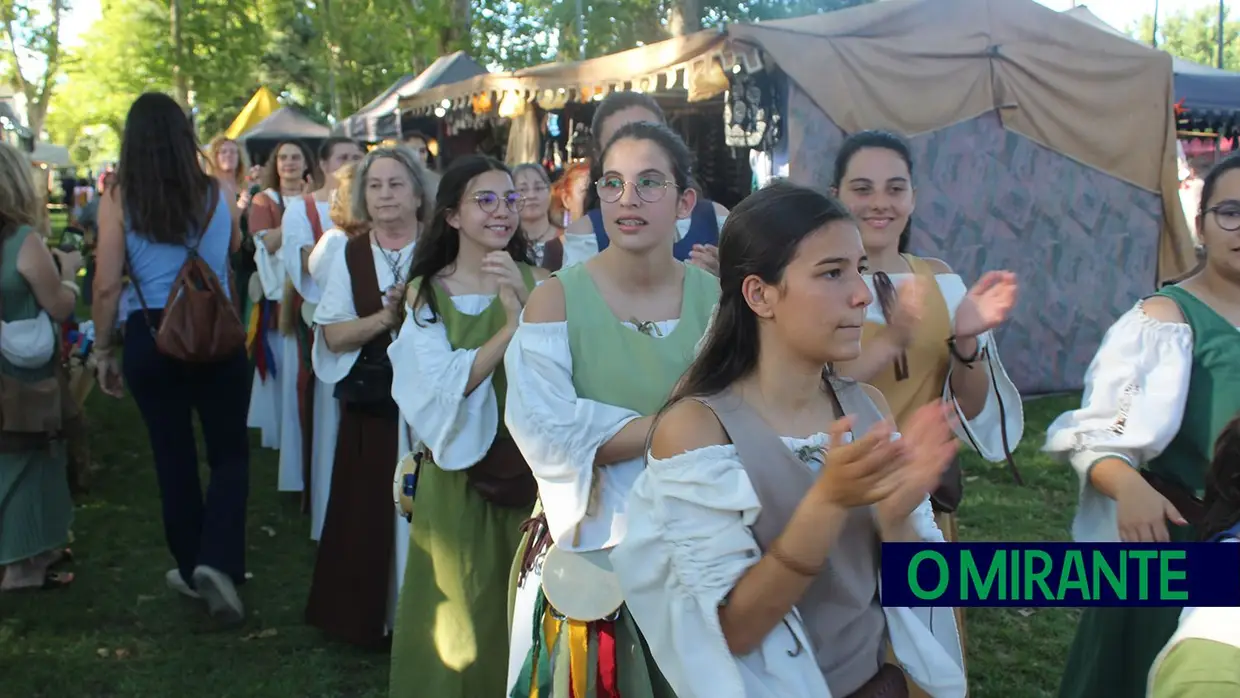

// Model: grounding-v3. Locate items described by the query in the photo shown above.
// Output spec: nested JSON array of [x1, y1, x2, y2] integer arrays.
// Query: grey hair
[[349, 145, 435, 226]]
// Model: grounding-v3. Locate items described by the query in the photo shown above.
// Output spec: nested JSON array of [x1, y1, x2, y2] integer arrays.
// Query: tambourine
[[392, 448, 425, 521], [540, 545, 624, 621], [247, 274, 263, 304]]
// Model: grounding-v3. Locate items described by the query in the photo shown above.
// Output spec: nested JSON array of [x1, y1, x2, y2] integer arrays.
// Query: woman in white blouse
[[303, 146, 432, 650], [279, 136, 363, 540], [246, 140, 318, 451], [1045, 154, 1240, 698], [612, 180, 966, 698], [503, 122, 720, 697], [387, 155, 549, 697]]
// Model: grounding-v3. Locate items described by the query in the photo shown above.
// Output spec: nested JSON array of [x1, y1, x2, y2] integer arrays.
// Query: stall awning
[[341, 52, 489, 141], [397, 29, 754, 115], [1064, 6, 1240, 129]]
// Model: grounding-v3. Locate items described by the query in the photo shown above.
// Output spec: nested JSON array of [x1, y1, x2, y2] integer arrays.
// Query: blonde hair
[[330, 162, 365, 236], [0, 142, 41, 233], [207, 136, 248, 189], [350, 145, 434, 226]]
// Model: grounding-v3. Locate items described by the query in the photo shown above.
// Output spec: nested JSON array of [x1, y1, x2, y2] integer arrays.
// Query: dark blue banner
[[880, 542, 1240, 607]]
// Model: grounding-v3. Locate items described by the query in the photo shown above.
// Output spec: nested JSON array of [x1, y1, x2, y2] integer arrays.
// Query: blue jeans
[[122, 310, 251, 586]]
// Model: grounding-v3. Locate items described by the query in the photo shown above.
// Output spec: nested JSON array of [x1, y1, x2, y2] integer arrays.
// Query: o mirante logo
[[880, 543, 1240, 608]]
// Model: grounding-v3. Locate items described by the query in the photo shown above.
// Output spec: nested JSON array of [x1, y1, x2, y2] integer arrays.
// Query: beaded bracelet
[[947, 335, 982, 366]]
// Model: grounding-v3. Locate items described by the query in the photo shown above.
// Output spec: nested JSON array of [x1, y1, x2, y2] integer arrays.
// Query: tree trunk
[[3, 0, 66, 143], [322, 0, 341, 120], [170, 0, 188, 106], [668, 0, 702, 37]]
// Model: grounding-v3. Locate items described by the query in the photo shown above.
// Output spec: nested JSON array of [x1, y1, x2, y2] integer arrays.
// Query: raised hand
[[688, 244, 719, 276], [481, 251, 529, 304], [872, 401, 959, 530], [954, 271, 1018, 339], [810, 417, 904, 509], [887, 275, 928, 348]]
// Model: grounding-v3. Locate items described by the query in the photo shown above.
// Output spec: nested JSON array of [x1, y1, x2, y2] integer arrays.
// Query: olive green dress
[[0, 226, 73, 567], [388, 265, 536, 698], [1058, 286, 1240, 698]]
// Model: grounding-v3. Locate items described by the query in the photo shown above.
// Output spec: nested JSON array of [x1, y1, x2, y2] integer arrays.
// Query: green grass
[[0, 391, 1084, 697]]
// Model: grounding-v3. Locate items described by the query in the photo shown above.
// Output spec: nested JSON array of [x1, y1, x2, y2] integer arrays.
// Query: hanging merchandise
[[724, 70, 781, 151]]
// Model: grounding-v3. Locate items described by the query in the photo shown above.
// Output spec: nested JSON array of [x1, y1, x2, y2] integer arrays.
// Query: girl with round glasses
[[560, 91, 727, 273], [1045, 154, 1240, 698], [387, 156, 549, 697], [503, 121, 719, 697]]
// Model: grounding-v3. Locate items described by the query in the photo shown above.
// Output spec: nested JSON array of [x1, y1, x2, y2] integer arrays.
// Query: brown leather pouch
[[846, 663, 909, 698], [0, 373, 62, 434], [466, 435, 538, 509]]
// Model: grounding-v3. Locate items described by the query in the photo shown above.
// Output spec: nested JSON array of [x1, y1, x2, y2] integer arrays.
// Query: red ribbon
[[597, 620, 619, 698]]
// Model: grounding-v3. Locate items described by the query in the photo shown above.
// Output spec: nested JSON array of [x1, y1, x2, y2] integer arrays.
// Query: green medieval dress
[[388, 264, 537, 698], [505, 262, 720, 698], [1056, 285, 1240, 698], [0, 226, 74, 569]]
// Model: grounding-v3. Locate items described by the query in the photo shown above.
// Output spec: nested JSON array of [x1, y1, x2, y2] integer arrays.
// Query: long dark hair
[[1200, 412, 1240, 541], [261, 140, 320, 192], [832, 130, 914, 254], [118, 93, 215, 244], [407, 155, 533, 325], [583, 91, 668, 213], [669, 181, 855, 403]]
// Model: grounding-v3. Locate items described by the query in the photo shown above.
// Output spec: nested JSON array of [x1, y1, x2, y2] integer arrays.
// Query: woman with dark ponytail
[[830, 130, 1025, 691], [1147, 413, 1240, 697], [559, 90, 728, 273], [387, 155, 549, 697], [611, 180, 966, 697], [1045, 153, 1240, 698]]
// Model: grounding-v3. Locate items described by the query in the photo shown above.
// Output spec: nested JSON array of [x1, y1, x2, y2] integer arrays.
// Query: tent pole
[[1219, 0, 1226, 69]]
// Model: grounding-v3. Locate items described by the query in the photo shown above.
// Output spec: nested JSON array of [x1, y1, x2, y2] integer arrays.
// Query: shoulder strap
[[692, 389, 813, 550], [303, 194, 325, 242], [186, 182, 220, 255], [587, 208, 608, 253], [518, 262, 537, 292], [346, 233, 384, 318], [541, 237, 564, 272], [828, 376, 886, 436]]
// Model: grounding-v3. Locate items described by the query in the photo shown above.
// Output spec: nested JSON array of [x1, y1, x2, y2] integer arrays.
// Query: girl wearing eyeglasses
[[1045, 154, 1240, 698], [502, 121, 720, 697], [387, 156, 549, 697], [560, 91, 727, 274]]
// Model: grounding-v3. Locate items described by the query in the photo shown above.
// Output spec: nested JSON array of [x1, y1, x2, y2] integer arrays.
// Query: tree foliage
[[1, 0, 66, 142], [44, 0, 873, 164], [1132, 5, 1240, 70]]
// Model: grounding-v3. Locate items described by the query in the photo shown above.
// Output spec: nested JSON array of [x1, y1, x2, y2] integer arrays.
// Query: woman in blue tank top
[[561, 91, 728, 273], [90, 92, 251, 625]]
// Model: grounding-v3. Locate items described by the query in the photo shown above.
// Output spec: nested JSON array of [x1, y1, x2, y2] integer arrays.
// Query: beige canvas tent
[[398, 0, 1195, 393]]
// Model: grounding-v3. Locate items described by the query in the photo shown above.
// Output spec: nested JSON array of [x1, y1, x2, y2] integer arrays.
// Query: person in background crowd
[[561, 91, 726, 274], [0, 141, 81, 592], [829, 130, 1024, 696], [306, 146, 433, 648], [279, 136, 364, 540], [548, 161, 589, 230], [388, 155, 547, 697], [246, 141, 319, 454], [207, 136, 254, 319], [76, 171, 116, 307], [612, 180, 965, 698], [404, 131, 441, 199], [504, 122, 717, 697], [1147, 411, 1240, 698], [91, 93, 249, 623], [512, 163, 563, 270], [1044, 153, 1240, 698]]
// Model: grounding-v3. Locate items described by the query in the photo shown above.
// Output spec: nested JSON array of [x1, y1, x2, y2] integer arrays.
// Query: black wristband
[[948, 335, 982, 365]]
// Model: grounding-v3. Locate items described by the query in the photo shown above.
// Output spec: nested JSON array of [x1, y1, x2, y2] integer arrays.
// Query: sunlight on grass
[[0, 391, 1086, 697]]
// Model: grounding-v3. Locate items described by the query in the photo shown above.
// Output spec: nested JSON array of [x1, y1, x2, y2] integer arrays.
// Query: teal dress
[[1058, 286, 1240, 698], [0, 226, 73, 566]]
